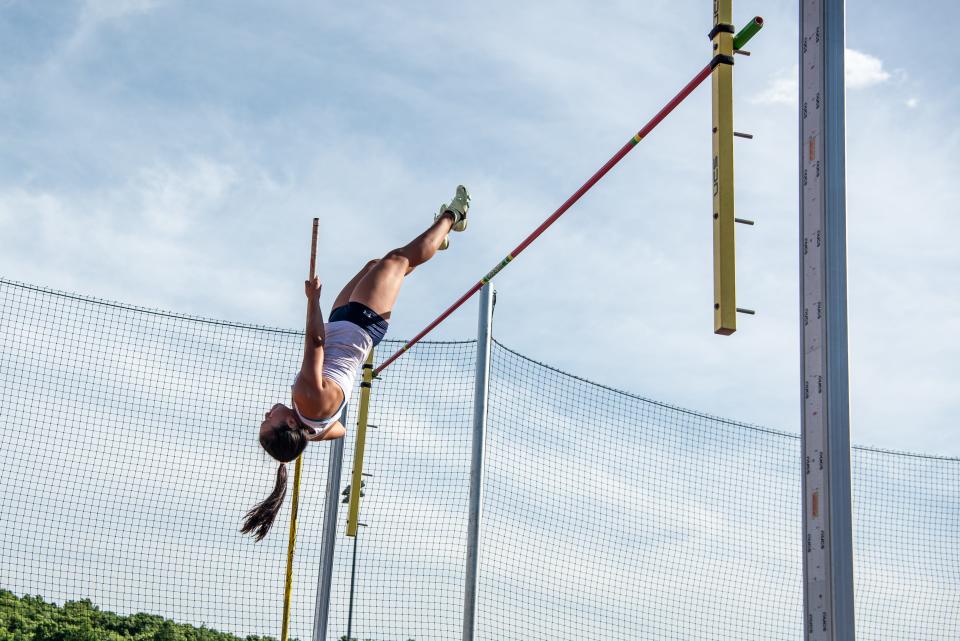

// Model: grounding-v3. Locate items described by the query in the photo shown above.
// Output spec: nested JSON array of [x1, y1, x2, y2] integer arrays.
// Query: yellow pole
[[281, 455, 303, 641], [347, 350, 375, 537], [711, 0, 737, 335], [281, 217, 320, 641]]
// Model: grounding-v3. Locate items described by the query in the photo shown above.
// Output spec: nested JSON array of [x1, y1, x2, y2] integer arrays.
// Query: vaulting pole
[[282, 218, 320, 641], [373, 30, 761, 376]]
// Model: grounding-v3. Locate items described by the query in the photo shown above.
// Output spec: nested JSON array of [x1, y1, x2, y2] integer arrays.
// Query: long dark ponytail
[[242, 423, 308, 541]]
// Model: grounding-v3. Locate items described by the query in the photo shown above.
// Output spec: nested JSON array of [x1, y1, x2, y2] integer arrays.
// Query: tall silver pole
[[799, 1, 856, 639], [463, 283, 494, 641], [313, 405, 346, 641]]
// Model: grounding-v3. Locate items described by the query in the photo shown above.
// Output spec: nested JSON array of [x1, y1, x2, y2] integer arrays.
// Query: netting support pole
[[312, 414, 347, 641], [463, 283, 494, 641]]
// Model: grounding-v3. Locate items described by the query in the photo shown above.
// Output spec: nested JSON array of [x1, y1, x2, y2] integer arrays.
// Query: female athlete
[[242, 185, 470, 540]]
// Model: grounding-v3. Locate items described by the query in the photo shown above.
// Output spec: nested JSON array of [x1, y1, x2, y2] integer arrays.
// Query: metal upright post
[[313, 408, 347, 641], [799, 0, 856, 639], [463, 283, 494, 641]]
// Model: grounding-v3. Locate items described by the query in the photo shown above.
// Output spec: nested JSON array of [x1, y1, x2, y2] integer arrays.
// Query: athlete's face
[[260, 403, 297, 439]]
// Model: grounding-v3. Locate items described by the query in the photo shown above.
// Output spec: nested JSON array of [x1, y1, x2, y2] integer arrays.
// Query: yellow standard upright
[[347, 349, 375, 537], [711, 0, 737, 335]]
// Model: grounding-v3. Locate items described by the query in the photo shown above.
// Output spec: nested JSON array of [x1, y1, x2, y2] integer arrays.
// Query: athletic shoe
[[435, 184, 470, 250]]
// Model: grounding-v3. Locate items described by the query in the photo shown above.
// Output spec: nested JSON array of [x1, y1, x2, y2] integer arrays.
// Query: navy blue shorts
[[329, 302, 389, 346]]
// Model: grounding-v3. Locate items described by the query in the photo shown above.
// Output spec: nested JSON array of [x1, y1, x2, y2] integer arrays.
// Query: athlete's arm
[[305, 420, 346, 442], [297, 277, 327, 395]]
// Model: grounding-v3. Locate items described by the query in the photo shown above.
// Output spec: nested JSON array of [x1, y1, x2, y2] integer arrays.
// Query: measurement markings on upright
[[799, 0, 855, 640]]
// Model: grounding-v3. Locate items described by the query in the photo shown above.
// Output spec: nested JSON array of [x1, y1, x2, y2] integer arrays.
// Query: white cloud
[[60, 0, 166, 56], [845, 47, 891, 89], [81, 0, 162, 25], [0, 157, 276, 320], [752, 49, 892, 106], [906, 97, 919, 108], [135, 159, 238, 236], [751, 65, 799, 105]]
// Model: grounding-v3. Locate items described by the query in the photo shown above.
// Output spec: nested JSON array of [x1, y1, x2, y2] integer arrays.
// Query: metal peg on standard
[[733, 16, 764, 51], [736, 307, 756, 315], [735, 218, 755, 225], [733, 132, 754, 139]]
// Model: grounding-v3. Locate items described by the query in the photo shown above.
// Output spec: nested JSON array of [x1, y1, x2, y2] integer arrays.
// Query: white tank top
[[322, 320, 373, 397], [293, 320, 373, 430]]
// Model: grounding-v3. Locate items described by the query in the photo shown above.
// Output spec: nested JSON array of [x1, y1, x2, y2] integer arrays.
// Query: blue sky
[[1, 0, 957, 456]]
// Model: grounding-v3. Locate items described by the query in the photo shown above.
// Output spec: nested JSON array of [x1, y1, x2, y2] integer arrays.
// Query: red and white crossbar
[[374, 60, 717, 376]]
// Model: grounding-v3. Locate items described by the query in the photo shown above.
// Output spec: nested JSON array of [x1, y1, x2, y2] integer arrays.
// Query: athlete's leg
[[331, 260, 379, 311], [349, 214, 454, 317]]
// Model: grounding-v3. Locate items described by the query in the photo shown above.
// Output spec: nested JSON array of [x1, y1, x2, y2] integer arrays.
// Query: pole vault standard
[[374, 18, 763, 376], [330, 13, 769, 641], [340, 15, 765, 639]]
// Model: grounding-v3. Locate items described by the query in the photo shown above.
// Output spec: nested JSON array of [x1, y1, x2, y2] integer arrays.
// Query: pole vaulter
[[375, 18, 763, 376]]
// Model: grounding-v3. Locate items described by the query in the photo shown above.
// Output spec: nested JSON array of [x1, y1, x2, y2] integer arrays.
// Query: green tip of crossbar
[[733, 16, 764, 51]]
